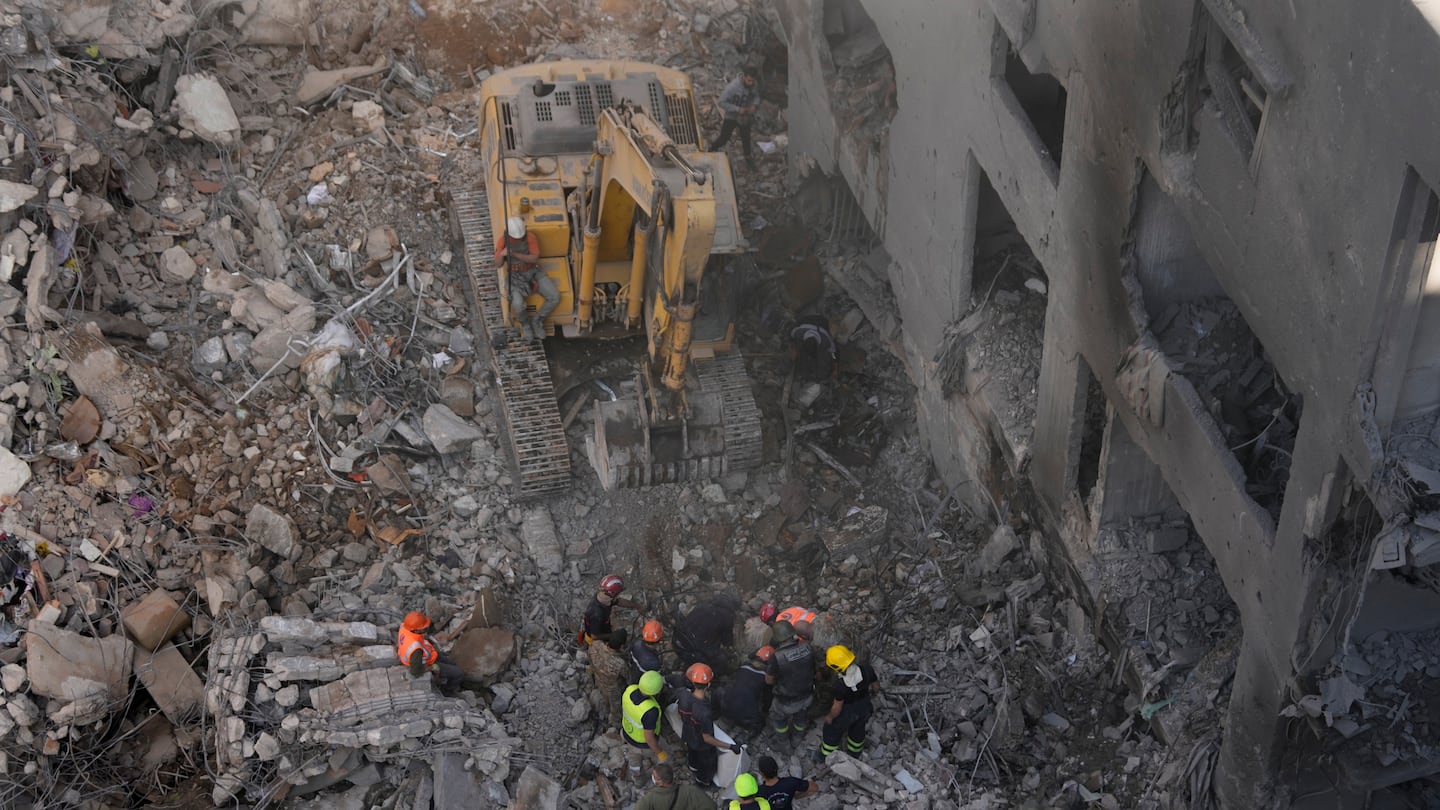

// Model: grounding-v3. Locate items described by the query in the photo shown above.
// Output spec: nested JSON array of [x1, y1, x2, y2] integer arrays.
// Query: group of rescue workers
[[585, 574, 881, 810]]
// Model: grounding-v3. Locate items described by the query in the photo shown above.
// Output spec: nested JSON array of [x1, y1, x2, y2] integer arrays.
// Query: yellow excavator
[[449, 60, 762, 496]]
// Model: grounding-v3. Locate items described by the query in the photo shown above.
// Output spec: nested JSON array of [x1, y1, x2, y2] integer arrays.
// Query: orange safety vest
[[396, 627, 437, 667], [776, 606, 816, 626]]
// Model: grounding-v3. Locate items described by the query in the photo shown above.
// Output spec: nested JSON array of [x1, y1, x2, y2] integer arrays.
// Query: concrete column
[[1094, 409, 1180, 528], [1029, 302, 1083, 515]]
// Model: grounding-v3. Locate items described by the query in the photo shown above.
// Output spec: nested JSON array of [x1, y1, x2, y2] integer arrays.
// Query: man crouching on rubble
[[397, 611, 464, 696]]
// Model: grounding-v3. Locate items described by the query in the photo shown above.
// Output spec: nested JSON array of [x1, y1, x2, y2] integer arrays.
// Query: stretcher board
[[664, 703, 751, 800]]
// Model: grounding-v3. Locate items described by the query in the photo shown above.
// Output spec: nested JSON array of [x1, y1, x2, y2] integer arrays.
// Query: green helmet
[[734, 773, 759, 797], [639, 670, 664, 696], [771, 619, 796, 644]]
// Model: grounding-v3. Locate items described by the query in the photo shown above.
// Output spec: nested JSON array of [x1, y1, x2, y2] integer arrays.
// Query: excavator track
[[696, 352, 763, 472], [450, 189, 571, 498]]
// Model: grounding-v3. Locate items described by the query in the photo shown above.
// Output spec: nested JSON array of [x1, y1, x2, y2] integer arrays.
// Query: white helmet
[[506, 216, 526, 239]]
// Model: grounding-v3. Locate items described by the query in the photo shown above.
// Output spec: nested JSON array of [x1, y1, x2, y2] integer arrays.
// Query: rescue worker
[[789, 315, 836, 383], [730, 774, 771, 810], [764, 620, 815, 740], [629, 620, 666, 685], [622, 670, 669, 778], [494, 216, 560, 341], [717, 646, 772, 739], [758, 604, 818, 640], [819, 645, 879, 760], [580, 574, 643, 649], [755, 755, 819, 810], [678, 663, 743, 788], [673, 592, 742, 672], [711, 66, 760, 169], [396, 612, 464, 696], [635, 763, 717, 810]]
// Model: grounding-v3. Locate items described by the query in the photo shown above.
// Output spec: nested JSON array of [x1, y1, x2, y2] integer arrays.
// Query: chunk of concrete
[[0, 445, 31, 496], [977, 526, 1020, 574], [295, 61, 388, 105], [508, 764, 561, 810], [25, 621, 135, 702], [247, 503, 298, 559], [434, 752, 484, 810], [160, 245, 198, 284], [827, 753, 897, 796], [422, 403, 483, 454], [0, 180, 38, 213], [121, 589, 191, 652], [449, 627, 516, 680], [465, 588, 505, 630], [1, 663, 26, 692], [134, 643, 205, 723], [351, 100, 385, 132], [173, 74, 241, 145], [521, 507, 563, 575]]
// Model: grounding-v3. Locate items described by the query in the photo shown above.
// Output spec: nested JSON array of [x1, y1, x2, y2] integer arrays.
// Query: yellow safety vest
[[620, 685, 660, 745], [728, 799, 772, 810]]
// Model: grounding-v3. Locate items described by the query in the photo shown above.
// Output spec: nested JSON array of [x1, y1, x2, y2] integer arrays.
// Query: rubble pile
[[0, 0, 1236, 807]]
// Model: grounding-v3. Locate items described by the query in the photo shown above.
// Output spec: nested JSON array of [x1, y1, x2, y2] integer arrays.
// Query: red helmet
[[402, 612, 431, 631], [599, 574, 625, 597], [758, 602, 777, 624], [754, 646, 775, 663], [642, 620, 664, 643], [686, 662, 714, 686]]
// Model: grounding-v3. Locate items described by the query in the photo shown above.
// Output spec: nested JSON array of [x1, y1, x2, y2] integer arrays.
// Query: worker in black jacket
[[765, 621, 816, 739], [819, 645, 879, 759], [717, 646, 773, 741], [678, 663, 743, 787], [673, 593, 741, 673]]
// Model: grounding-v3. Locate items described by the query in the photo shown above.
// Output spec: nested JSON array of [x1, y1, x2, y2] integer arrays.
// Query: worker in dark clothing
[[580, 573, 643, 649], [712, 66, 760, 169], [730, 774, 771, 810], [765, 621, 816, 739], [636, 763, 717, 810], [754, 755, 819, 810], [629, 620, 666, 685], [673, 593, 742, 673], [716, 646, 772, 740], [678, 663, 742, 788], [819, 645, 879, 759], [789, 314, 836, 383]]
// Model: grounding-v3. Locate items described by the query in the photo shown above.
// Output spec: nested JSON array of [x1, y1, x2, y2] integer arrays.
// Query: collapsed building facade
[[771, 0, 1440, 807]]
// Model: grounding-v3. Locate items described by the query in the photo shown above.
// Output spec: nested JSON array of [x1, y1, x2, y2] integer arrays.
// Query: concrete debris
[[508, 764, 561, 810], [173, 74, 242, 144], [25, 621, 135, 702], [0, 180, 39, 213], [134, 643, 205, 723], [159, 245, 198, 284], [422, 403, 484, 453], [121, 589, 192, 652], [246, 502, 300, 559], [0, 445, 32, 496], [449, 627, 517, 680], [521, 506, 564, 574]]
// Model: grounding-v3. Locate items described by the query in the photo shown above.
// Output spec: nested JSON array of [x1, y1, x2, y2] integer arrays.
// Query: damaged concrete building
[[772, 0, 1440, 806]]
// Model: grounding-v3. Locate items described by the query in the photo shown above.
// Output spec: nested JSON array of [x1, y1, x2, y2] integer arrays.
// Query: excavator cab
[[451, 60, 761, 494]]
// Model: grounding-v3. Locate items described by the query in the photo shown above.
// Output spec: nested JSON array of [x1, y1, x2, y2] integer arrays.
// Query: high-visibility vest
[[776, 606, 816, 626], [397, 627, 437, 667], [621, 685, 660, 745], [728, 799, 772, 810]]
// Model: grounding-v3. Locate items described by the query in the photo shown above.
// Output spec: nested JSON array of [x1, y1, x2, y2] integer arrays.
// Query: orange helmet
[[599, 574, 625, 596], [754, 646, 775, 663], [758, 603, 777, 623], [402, 612, 431, 631], [642, 620, 664, 643], [686, 662, 714, 686]]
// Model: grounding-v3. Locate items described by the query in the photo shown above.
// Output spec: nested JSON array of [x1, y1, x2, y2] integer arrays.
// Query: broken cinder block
[[121, 589, 191, 652], [134, 643, 205, 723]]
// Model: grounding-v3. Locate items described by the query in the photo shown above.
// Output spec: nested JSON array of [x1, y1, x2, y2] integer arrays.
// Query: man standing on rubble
[[711, 66, 760, 170], [396, 612, 464, 696], [581, 574, 643, 649], [716, 646, 773, 741], [622, 671, 670, 779], [755, 755, 819, 810], [819, 645, 879, 760], [674, 592, 742, 673], [765, 620, 816, 741], [636, 763, 717, 810], [494, 215, 560, 341], [679, 663, 743, 788], [630, 620, 666, 685]]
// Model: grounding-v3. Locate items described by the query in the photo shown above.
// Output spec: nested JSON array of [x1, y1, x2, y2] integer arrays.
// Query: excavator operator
[[494, 216, 559, 341]]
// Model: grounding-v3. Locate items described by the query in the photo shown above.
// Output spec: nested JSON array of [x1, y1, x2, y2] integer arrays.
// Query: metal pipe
[[578, 226, 601, 326], [626, 220, 649, 327]]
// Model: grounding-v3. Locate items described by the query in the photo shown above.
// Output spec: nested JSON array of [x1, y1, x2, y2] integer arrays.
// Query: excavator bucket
[[587, 353, 761, 489]]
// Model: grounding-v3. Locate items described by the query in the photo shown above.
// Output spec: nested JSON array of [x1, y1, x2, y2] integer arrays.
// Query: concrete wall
[[775, 0, 1440, 805]]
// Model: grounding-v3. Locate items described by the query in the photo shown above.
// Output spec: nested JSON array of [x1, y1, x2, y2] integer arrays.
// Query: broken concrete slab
[[295, 60, 389, 105], [0, 445, 32, 496], [827, 753, 900, 796], [259, 616, 380, 646], [246, 503, 299, 559], [121, 589, 191, 652], [134, 643, 204, 723], [268, 645, 392, 682], [434, 752, 485, 810], [422, 403, 484, 454], [0, 179, 39, 213], [173, 74, 241, 144], [449, 627, 516, 680], [159, 244, 198, 284], [521, 507, 564, 574], [977, 526, 1020, 574], [507, 764, 561, 810], [464, 588, 504, 630], [25, 621, 135, 702]]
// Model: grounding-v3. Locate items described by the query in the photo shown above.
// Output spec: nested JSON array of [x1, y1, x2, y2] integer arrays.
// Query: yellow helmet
[[825, 644, 856, 673]]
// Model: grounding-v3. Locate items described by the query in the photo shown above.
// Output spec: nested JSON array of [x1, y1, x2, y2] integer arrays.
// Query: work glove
[[729, 743, 743, 755], [657, 751, 669, 763]]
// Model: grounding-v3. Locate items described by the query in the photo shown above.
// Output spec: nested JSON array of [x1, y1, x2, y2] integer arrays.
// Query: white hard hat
[[506, 216, 526, 239]]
